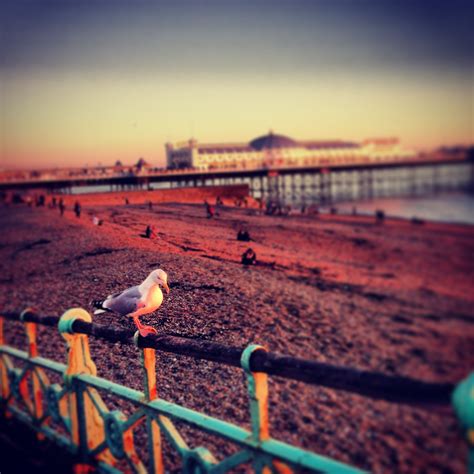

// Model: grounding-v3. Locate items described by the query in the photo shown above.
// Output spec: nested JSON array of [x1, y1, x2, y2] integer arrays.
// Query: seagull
[[92, 269, 170, 337]]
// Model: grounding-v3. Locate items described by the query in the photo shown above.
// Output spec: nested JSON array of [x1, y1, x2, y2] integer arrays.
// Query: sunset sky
[[1, 0, 472, 169]]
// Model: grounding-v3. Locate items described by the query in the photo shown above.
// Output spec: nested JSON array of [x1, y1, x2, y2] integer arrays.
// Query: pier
[[1, 156, 472, 205]]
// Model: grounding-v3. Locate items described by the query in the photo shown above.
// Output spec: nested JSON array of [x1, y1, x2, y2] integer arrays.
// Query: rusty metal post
[[135, 332, 164, 474], [21, 308, 48, 440], [59, 308, 114, 472], [0, 315, 12, 414]]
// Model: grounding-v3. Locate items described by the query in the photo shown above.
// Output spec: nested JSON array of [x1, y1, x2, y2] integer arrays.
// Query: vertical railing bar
[[136, 332, 164, 474]]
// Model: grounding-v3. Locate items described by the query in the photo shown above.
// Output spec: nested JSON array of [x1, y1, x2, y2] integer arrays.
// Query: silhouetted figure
[[375, 209, 385, 224], [237, 229, 251, 242], [52, 197, 57, 208], [216, 196, 223, 206], [143, 225, 157, 239], [148, 201, 153, 210], [266, 200, 280, 215], [36, 195, 45, 207], [125, 198, 130, 205], [59, 199, 65, 216], [301, 203, 307, 214], [330, 207, 338, 215], [204, 200, 214, 218], [74, 201, 81, 218], [241, 248, 257, 266], [352, 206, 357, 216]]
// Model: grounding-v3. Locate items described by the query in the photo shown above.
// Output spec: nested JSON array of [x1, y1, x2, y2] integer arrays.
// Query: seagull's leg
[[132, 315, 158, 337]]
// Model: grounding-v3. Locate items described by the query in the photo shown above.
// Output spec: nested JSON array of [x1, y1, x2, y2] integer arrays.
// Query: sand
[[0, 193, 473, 473]]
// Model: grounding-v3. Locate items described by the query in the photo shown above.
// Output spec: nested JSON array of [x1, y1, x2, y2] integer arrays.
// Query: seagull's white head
[[150, 269, 170, 294]]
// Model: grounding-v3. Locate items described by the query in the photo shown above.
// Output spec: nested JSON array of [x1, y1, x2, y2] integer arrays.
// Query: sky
[[1, 0, 473, 169]]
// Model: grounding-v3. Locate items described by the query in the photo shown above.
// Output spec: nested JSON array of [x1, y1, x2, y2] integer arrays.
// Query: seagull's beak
[[163, 281, 170, 294]]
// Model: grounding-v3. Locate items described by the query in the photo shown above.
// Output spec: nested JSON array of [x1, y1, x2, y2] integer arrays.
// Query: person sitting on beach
[[241, 248, 257, 265], [74, 201, 81, 218], [92, 215, 103, 226], [237, 229, 251, 242], [144, 225, 158, 239]]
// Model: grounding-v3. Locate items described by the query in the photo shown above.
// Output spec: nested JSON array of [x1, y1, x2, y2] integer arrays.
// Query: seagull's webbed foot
[[133, 315, 157, 337], [139, 325, 158, 337]]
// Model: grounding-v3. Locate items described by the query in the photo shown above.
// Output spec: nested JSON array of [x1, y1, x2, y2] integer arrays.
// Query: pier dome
[[249, 131, 298, 151]]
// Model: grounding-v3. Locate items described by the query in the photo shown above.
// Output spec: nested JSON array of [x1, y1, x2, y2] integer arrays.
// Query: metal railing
[[0, 308, 472, 473]]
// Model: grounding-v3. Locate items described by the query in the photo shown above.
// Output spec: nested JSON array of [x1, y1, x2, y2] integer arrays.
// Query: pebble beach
[[1, 189, 473, 473]]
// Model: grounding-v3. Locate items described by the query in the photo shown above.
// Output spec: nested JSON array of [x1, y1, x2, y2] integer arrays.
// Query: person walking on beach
[[59, 199, 65, 216], [204, 200, 214, 218], [74, 201, 81, 218], [148, 200, 153, 210]]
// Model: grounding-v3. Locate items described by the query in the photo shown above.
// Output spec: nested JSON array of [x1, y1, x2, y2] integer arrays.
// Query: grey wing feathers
[[103, 286, 142, 316]]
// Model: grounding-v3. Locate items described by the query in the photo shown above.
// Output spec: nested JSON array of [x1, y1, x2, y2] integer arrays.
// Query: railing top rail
[[1, 310, 456, 406]]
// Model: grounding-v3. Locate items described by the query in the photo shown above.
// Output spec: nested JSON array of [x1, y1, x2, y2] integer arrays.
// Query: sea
[[332, 193, 474, 225], [69, 183, 474, 225]]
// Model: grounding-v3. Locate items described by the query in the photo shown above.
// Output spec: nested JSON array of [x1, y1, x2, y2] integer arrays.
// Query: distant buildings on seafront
[[166, 131, 417, 171]]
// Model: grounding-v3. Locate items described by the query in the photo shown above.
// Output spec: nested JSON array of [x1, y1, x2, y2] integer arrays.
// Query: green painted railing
[[0, 308, 472, 473]]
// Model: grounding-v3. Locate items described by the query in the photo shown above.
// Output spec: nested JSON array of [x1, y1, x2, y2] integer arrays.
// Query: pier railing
[[0, 308, 472, 473]]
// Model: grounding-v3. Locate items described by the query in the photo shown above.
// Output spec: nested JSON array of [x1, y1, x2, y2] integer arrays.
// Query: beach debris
[[92, 269, 170, 337], [411, 217, 425, 225], [241, 247, 257, 265], [237, 229, 251, 242]]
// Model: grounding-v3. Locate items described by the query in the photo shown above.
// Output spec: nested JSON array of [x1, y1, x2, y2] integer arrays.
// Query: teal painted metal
[[452, 372, 474, 473], [0, 308, 471, 473]]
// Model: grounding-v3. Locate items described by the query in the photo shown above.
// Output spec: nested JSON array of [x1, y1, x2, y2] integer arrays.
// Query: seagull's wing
[[103, 285, 143, 316]]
